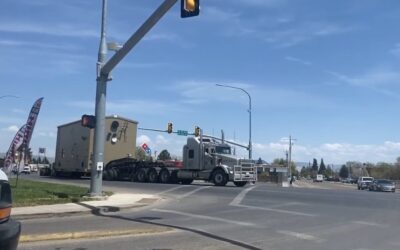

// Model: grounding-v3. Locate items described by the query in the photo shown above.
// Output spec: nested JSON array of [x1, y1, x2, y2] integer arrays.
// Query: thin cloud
[[284, 56, 312, 66], [2, 125, 19, 133], [325, 68, 400, 97], [0, 21, 97, 38]]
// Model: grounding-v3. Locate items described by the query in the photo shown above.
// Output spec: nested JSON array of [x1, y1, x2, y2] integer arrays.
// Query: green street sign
[[177, 130, 188, 136]]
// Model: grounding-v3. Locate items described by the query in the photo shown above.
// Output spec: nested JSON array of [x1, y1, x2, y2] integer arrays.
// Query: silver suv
[[357, 176, 374, 190]]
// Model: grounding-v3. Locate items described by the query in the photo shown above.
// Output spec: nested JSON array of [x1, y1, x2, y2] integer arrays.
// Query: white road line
[[229, 186, 316, 217], [277, 230, 325, 243], [229, 186, 256, 206], [352, 221, 387, 228], [152, 208, 256, 227], [156, 185, 189, 195], [267, 202, 307, 208], [234, 204, 317, 217], [178, 186, 212, 199]]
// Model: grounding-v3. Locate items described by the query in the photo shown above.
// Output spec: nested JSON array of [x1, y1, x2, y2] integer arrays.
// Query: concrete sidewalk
[[12, 193, 160, 219]]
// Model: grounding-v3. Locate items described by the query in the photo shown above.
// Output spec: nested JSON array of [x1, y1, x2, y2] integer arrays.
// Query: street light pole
[[215, 84, 252, 160], [90, 0, 109, 197]]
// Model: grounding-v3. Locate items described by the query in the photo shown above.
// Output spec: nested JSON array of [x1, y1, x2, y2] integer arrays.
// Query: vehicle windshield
[[377, 180, 393, 184], [363, 178, 373, 181], [215, 146, 231, 155]]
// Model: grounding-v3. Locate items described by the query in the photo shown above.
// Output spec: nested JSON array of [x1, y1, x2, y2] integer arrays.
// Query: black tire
[[159, 168, 170, 183], [234, 181, 247, 187], [136, 168, 147, 182], [213, 169, 228, 186], [181, 179, 194, 185], [148, 168, 159, 183], [103, 168, 114, 181], [110, 168, 119, 181]]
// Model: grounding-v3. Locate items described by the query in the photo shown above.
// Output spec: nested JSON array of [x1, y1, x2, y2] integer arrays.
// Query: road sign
[[177, 130, 188, 136]]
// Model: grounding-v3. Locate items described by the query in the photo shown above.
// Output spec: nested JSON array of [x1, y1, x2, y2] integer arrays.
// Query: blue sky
[[1, 0, 400, 164]]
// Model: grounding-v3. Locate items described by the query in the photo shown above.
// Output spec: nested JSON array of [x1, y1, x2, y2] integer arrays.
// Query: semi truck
[[53, 115, 257, 187], [103, 135, 257, 187]]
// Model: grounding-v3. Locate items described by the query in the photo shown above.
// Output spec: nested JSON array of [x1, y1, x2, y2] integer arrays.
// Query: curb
[[20, 227, 174, 243], [13, 198, 160, 221]]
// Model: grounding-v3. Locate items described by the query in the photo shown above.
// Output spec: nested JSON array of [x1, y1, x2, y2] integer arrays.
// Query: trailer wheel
[[148, 168, 158, 183], [213, 169, 228, 186], [181, 179, 193, 185], [136, 168, 147, 182], [159, 168, 170, 183], [234, 181, 247, 187]]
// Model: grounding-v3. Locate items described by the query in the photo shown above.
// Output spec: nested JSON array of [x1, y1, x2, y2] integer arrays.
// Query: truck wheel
[[213, 169, 228, 186], [234, 181, 247, 187], [181, 179, 193, 185], [159, 168, 170, 183], [148, 168, 158, 183], [136, 168, 147, 182]]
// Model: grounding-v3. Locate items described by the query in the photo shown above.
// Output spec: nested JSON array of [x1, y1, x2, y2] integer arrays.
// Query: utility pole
[[286, 135, 297, 178]]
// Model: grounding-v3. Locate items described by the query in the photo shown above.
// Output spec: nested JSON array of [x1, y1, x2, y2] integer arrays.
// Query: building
[[54, 115, 138, 177]]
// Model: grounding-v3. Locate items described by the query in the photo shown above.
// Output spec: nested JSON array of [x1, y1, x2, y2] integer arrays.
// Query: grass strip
[[9, 178, 111, 207]]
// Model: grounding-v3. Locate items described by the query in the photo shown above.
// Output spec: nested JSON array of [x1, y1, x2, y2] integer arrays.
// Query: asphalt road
[[17, 175, 400, 250]]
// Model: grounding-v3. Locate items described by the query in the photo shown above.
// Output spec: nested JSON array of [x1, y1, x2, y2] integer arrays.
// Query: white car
[[21, 166, 31, 175]]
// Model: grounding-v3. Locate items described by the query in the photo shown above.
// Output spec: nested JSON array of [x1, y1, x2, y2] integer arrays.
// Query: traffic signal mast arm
[[202, 134, 249, 150]]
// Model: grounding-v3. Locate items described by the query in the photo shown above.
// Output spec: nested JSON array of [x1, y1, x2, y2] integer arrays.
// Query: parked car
[[357, 176, 374, 190], [313, 174, 323, 182], [20, 166, 31, 175], [369, 179, 396, 192], [0, 169, 21, 250]]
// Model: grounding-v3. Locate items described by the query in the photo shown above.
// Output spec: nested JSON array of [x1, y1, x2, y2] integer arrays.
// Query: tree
[[325, 165, 333, 177], [157, 149, 171, 161], [311, 158, 318, 172], [43, 157, 49, 164], [319, 158, 326, 174], [135, 147, 147, 161], [273, 158, 285, 166], [339, 165, 349, 178], [257, 157, 263, 164]]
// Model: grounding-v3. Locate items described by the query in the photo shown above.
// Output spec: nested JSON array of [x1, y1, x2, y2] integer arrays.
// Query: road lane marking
[[229, 186, 316, 217], [178, 186, 212, 199], [277, 230, 325, 243], [233, 204, 317, 217], [152, 208, 256, 227], [352, 220, 387, 228], [267, 202, 307, 208], [156, 185, 189, 195], [230, 186, 257, 206]]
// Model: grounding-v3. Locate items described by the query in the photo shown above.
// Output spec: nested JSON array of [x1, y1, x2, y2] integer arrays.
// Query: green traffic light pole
[[90, 0, 181, 197]]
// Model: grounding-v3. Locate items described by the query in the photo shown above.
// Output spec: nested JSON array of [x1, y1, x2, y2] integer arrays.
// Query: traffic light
[[167, 122, 173, 134], [181, 0, 200, 18], [194, 126, 200, 137], [81, 115, 96, 129]]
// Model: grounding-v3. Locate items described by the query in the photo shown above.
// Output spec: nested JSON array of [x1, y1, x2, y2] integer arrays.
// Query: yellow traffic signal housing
[[194, 126, 200, 137], [167, 122, 173, 134], [181, 0, 200, 18]]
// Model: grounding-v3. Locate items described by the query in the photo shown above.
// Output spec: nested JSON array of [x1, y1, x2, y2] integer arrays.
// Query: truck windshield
[[216, 146, 231, 155]]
